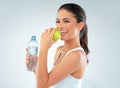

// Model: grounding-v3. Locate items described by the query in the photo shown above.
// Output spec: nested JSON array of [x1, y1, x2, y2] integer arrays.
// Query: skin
[[26, 9, 87, 88]]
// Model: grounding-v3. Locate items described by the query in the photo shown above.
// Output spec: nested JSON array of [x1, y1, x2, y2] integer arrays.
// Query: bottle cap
[[31, 36, 36, 40]]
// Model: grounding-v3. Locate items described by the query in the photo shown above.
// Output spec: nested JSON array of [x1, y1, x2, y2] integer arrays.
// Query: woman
[[26, 3, 89, 88]]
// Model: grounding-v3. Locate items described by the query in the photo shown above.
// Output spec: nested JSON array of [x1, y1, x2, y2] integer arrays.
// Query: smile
[[60, 30, 68, 35]]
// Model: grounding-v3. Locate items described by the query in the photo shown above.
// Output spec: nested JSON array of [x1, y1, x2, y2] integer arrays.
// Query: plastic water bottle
[[27, 36, 38, 72]]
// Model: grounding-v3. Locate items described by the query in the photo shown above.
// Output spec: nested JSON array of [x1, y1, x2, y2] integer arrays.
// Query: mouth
[[60, 30, 68, 35]]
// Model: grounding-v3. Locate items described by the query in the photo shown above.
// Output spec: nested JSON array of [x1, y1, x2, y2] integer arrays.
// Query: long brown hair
[[58, 3, 90, 62]]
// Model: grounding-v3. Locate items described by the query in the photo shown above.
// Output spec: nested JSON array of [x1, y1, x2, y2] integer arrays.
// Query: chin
[[61, 38, 68, 41], [60, 38, 65, 41]]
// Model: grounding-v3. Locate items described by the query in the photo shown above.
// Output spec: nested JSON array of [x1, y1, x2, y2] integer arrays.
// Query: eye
[[64, 20, 70, 23], [56, 20, 60, 23]]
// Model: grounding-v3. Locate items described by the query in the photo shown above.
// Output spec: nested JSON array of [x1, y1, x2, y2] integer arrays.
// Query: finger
[[25, 48, 29, 55], [46, 28, 52, 34], [49, 28, 56, 33], [51, 28, 56, 35], [25, 60, 29, 65], [50, 28, 54, 33], [26, 54, 29, 60], [26, 48, 28, 51], [26, 54, 31, 60], [34, 56, 38, 60], [42, 29, 49, 37], [43, 29, 48, 34]]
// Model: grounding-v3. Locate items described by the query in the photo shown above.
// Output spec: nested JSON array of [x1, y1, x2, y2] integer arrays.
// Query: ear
[[77, 22, 85, 31]]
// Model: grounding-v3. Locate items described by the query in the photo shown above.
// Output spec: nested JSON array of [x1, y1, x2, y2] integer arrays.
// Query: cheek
[[65, 24, 75, 31], [70, 26, 79, 36], [68, 24, 77, 32]]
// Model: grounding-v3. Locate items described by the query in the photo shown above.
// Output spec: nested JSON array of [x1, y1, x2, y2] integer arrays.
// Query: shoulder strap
[[54, 47, 84, 65], [66, 47, 84, 55], [54, 48, 64, 65]]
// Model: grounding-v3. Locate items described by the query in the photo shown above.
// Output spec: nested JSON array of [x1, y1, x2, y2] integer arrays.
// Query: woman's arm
[[36, 28, 56, 88], [36, 49, 84, 88], [36, 46, 63, 88], [36, 28, 86, 88], [36, 49, 49, 88]]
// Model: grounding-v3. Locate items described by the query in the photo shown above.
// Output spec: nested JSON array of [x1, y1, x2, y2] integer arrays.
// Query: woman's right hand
[[25, 48, 38, 73]]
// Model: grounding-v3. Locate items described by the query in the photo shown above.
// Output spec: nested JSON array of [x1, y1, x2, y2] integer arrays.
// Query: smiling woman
[[25, 3, 90, 88]]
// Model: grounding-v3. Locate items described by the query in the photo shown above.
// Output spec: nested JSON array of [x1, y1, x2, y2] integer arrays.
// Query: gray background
[[0, 0, 120, 88]]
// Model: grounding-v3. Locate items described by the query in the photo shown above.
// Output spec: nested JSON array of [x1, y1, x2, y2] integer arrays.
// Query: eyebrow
[[56, 18, 71, 21]]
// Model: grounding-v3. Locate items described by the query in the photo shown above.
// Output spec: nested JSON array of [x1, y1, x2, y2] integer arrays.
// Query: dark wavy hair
[[58, 3, 90, 63]]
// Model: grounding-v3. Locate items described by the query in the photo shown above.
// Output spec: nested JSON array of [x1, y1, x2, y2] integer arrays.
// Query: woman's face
[[56, 9, 80, 40]]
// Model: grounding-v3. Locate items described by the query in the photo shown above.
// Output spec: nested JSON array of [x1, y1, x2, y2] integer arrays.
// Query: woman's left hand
[[40, 28, 56, 50]]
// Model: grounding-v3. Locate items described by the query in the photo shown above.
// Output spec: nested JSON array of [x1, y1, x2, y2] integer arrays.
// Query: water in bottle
[[27, 36, 38, 72]]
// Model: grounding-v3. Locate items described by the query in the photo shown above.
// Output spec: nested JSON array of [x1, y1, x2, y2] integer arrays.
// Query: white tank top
[[52, 47, 84, 88]]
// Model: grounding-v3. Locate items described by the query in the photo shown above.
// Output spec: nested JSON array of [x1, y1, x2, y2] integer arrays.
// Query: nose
[[56, 22, 64, 30], [56, 23, 62, 30]]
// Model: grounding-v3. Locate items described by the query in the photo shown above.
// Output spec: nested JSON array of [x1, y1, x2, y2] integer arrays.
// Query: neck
[[63, 38, 81, 50]]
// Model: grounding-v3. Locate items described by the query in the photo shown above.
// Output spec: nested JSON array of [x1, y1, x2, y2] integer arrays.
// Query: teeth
[[61, 30, 67, 33]]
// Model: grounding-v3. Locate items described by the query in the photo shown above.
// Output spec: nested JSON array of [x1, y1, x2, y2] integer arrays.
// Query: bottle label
[[28, 47, 38, 56]]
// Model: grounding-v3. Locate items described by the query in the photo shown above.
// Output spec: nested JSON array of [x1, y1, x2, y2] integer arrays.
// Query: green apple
[[52, 29, 61, 41]]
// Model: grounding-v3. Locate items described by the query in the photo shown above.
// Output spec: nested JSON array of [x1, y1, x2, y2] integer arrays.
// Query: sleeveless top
[[52, 47, 84, 88]]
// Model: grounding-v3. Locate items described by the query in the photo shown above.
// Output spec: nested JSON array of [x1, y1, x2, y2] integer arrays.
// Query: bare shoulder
[[47, 48, 87, 86], [64, 50, 87, 65]]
